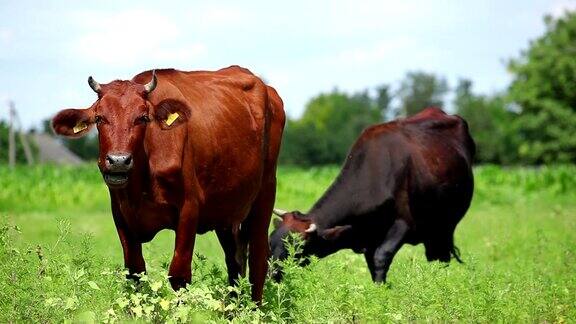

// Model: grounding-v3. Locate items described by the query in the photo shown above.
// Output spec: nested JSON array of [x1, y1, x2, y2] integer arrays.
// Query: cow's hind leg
[[216, 227, 247, 286], [424, 226, 461, 263], [424, 199, 467, 263], [245, 177, 275, 303], [423, 210, 462, 263], [372, 218, 409, 283]]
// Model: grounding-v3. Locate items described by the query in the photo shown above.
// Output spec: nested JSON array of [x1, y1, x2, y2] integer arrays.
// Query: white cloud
[[71, 9, 207, 66], [0, 1, 562, 127], [298, 0, 460, 37], [549, 1, 576, 18], [331, 38, 418, 65], [56, 88, 88, 105], [0, 28, 13, 43], [0, 93, 8, 105], [153, 44, 207, 62], [196, 5, 248, 27], [0, 93, 11, 120], [264, 69, 292, 89]]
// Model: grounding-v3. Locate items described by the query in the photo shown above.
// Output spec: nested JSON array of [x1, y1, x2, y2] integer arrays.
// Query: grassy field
[[0, 164, 575, 322]]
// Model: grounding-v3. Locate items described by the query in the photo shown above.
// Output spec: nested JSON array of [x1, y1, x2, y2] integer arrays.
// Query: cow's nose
[[105, 153, 133, 172]]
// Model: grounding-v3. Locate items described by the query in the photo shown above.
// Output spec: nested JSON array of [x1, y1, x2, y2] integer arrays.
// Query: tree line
[[280, 11, 576, 166]]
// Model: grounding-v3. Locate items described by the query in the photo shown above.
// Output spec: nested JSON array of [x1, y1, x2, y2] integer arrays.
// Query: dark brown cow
[[270, 108, 474, 283], [52, 66, 285, 302]]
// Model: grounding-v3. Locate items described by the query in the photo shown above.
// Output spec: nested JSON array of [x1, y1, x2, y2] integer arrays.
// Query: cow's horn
[[144, 70, 157, 93], [273, 208, 287, 216], [88, 76, 101, 93], [305, 223, 317, 233]]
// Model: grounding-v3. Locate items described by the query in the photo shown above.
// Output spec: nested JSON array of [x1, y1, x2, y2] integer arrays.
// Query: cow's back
[[399, 108, 474, 191]]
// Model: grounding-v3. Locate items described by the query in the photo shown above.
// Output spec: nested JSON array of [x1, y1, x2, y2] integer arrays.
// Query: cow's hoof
[[373, 273, 387, 284], [126, 271, 145, 282], [169, 276, 190, 291]]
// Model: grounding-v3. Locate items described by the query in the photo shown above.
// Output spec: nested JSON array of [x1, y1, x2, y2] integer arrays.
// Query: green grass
[[0, 164, 575, 322]]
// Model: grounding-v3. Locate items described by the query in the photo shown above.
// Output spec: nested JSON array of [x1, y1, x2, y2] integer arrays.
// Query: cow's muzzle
[[102, 153, 132, 187]]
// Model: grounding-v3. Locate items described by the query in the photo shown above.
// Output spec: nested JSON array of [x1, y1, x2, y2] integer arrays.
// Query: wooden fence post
[[8, 101, 16, 168], [14, 103, 34, 165]]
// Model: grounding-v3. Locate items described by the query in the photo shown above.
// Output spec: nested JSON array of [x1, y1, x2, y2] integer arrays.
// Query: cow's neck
[[307, 173, 359, 230]]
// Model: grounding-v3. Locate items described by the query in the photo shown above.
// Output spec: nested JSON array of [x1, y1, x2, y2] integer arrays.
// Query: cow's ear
[[320, 225, 352, 241], [154, 99, 190, 130], [52, 108, 94, 138]]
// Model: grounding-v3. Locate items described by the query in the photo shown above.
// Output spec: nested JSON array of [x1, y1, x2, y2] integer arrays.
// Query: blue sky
[[0, 0, 574, 129]]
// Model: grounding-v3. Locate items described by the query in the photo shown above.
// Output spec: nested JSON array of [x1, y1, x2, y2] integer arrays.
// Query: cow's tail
[[425, 232, 464, 264], [451, 244, 464, 264]]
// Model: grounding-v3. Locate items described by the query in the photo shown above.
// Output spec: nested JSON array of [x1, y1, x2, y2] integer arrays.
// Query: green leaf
[[64, 297, 77, 310], [87, 281, 100, 290], [159, 298, 171, 311], [150, 280, 162, 292], [74, 268, 85, 280], [131, 305, 143, 318]]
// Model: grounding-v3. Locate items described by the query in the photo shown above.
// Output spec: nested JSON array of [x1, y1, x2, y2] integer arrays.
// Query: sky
[[0, 0, 575, 129]]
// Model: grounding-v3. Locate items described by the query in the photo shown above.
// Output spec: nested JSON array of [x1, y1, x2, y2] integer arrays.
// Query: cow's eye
[[94, 115, 103, 125], [135, 115, 150, 125]]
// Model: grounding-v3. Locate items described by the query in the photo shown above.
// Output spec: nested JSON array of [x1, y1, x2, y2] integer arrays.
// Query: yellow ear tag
[[73, 122, 88, 134], [165, 112, 179, 126]]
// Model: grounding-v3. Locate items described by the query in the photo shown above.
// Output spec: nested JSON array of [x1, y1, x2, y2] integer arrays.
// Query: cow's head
[[52, 72, 188, 188], [269, 208, 352, 281]]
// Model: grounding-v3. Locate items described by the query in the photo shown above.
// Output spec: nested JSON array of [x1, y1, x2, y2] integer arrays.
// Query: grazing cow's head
[[51, 72, 188, 188], [269, 208, 352, 281]]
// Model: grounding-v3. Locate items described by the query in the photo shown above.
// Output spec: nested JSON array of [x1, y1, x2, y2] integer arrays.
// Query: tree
[[62, 135, 99, 160], [375, 85, 393, 120], [508, 11, 576, 163], [397, 71, 448, 116], [279, 86, 389, 166], [454, 79, 519, 164]]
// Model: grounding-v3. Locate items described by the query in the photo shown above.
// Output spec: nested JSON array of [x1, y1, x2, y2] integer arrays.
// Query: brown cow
[[270, 108, 474, 283], [52, 66, 285, 302]]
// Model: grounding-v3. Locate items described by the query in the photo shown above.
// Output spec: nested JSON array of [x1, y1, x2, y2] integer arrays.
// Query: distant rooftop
[[32, 133, 83, 165]]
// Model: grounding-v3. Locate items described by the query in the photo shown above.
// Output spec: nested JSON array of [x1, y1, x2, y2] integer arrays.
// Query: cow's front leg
[[119, 231, 146, 280], [364, 247, 376, 281], [111, 202, 145, 280], [372, 218, 409, 283], [168, 199, 199, 291]]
